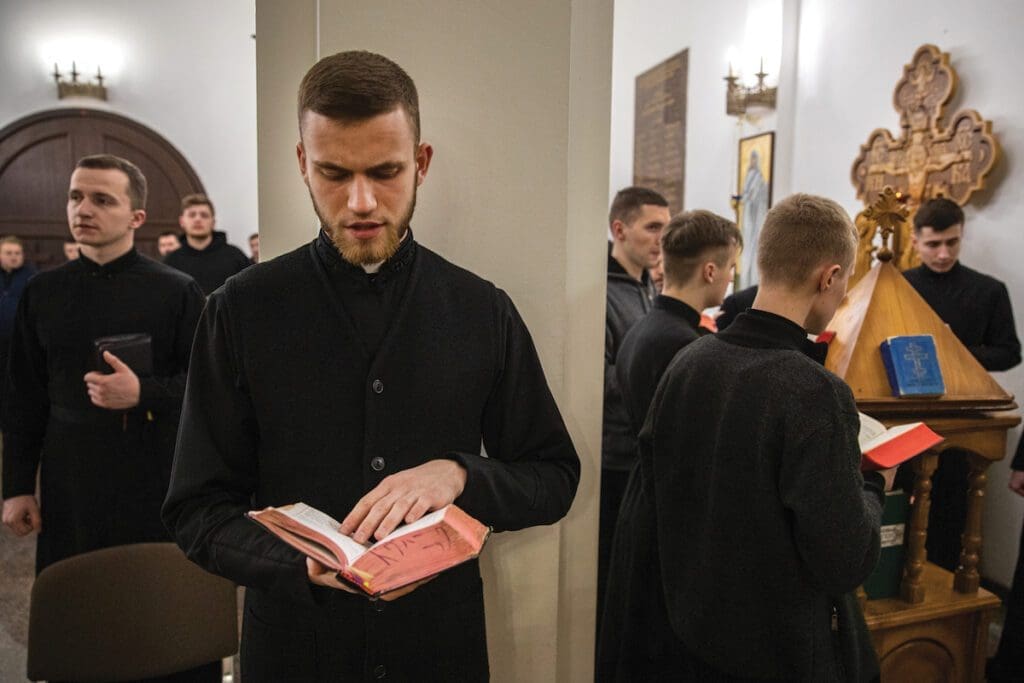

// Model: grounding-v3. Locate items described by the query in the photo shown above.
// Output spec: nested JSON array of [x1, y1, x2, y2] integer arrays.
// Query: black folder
[[93, 333, 153, 376]]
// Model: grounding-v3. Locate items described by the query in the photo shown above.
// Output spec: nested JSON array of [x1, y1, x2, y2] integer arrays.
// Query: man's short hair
[[180, 193, 215, 216], [1, 235, 23, 247], [158, 230, 179, 239], [913, 197, 964, 233], [298, 51, 421, 143], [608, 187, 669, 228], [661, 210, 742, 286], [249, 233, 259, 242], [757, 193, 857, 287], [75, 154, 147, 210]]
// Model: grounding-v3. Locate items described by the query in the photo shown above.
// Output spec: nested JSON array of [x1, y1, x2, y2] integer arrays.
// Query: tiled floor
[[0, 527, 35, 681]]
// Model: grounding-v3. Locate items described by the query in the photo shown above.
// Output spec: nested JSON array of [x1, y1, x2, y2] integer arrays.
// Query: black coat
[[615, 295, 703, 436], [162, 238, 580, 682], [163, 231, 250, 295], [631, 311, 884, 681], [598, 295, 702, 681], [2, 249, 204, 572], [904, 261, 1021, 371]]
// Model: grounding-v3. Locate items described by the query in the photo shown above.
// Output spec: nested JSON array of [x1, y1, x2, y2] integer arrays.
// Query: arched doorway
[[0, 109, 205, 269]]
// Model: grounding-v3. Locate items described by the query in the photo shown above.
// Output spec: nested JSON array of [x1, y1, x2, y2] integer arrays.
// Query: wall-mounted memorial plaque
[[633, 49, 688, 214]]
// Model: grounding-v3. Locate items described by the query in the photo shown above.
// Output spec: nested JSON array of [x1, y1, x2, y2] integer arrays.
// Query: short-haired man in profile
[[900, 197, 1021, 574], [157, 230, 181, 257], [162, 51, 579, 681], [599, 185, 669, 624], [163, 194, 250, 294], [626, 194, 894, 681], [599, 210, 741, 679]]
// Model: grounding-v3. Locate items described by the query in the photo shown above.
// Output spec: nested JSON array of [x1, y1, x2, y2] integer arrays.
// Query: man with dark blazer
[[162, 51, 580, 681]]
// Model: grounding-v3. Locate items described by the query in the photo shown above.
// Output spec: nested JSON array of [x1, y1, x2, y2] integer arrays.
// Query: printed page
[[861, 422, 918, 453], [858, 412, 888, 448], [367, 506, 450, 549], [279, 503, 369, 564]]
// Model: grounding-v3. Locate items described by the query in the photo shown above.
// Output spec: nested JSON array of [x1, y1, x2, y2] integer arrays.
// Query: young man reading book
[[161, 51, 579, 681], [598, 210, 741, 679], [621, 194, 896, 681]]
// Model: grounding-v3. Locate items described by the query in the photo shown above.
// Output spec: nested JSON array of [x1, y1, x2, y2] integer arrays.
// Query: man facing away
[[900, 197, 1021, 572], [162, 51, 579, 682], [632, 194, 895, 681], [599, 185, 669, 625], [1, 155, 212, 680], [598, 210, 741, 680], [163, 193, 250, 294]]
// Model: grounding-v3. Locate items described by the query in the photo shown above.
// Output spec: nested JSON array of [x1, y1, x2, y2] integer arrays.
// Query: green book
[[864, 489, 910, 600]]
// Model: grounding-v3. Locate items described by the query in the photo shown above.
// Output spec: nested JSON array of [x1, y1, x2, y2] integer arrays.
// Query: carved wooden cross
[[849, 45, 999, 278]]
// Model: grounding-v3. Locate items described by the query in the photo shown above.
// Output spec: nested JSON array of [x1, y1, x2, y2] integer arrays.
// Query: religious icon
[[849, 44, 999, 283], [735, 131, 774, 288]]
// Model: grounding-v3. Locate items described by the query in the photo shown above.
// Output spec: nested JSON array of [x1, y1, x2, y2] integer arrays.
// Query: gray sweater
[[644, 310, 885, 681]]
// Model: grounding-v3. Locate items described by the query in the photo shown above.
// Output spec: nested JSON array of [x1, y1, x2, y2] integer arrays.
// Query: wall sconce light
[[53, 62, 108, 101], [724, 58, 777, 116]]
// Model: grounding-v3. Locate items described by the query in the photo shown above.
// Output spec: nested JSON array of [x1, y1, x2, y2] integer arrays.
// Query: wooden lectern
[[825, 193, 1018, 681]]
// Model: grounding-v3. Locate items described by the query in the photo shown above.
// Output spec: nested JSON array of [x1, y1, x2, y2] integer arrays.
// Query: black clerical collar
[[653, 295, 701, 330], [77, 247, 140, 276], [918, 261, 962, 279], [607, 242, 650, 286], [719, 308, 809, 352], [315, 227, 417, 282]]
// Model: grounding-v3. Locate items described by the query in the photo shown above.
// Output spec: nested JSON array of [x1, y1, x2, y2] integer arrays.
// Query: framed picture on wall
[[736, 131, 774, 288]]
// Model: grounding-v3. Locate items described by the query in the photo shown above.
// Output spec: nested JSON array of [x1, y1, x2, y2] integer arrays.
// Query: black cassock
[[2, 248, 204, 572], [598, 296, 702, 681], [162, 233, 580, 682]]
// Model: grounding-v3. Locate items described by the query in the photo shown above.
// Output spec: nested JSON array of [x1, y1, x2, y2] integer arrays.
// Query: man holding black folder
[[1, 155, 205, 569], [162, 51, 579, 682]]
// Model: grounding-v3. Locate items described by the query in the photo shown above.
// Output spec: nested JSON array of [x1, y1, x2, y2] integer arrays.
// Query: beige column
[[255, 2, 611, 680]]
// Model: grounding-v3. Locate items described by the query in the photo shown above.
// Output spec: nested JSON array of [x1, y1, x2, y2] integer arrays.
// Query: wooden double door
[[0, 109, 204, 270]]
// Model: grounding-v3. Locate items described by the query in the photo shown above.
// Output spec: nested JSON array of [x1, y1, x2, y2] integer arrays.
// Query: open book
[[248, 503, 490, 597], [858, 412, 944, 470]]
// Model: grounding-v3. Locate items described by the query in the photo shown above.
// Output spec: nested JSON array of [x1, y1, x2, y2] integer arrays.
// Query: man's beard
[[312, 188, 416, 266]]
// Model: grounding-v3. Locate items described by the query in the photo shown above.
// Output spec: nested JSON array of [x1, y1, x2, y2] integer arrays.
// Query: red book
[[858, 412, 944, 470], [248, 503, 490, 597]]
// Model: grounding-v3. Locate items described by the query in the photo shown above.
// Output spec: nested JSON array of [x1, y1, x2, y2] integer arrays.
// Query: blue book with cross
[[880, 335, 945, 398]]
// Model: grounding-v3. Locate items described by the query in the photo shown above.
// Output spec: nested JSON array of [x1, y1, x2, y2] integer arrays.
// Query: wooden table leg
[[955, 454, 990, 594], [901, 452, 938, 604]]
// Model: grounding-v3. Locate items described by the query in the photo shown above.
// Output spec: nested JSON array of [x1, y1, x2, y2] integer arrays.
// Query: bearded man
[[162, 50, 579, 681]]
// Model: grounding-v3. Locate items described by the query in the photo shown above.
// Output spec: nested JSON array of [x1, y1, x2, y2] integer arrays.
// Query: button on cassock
[[373, 664, 387, 678], [370, 456, 386, 472], [372, 379, 384, 394]]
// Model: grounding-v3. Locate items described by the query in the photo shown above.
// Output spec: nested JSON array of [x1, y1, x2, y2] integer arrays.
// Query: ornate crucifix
[[849, 45, 999, 279]]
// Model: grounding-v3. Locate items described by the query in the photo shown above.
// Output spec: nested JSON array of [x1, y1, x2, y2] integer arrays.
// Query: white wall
[[611, 0, 1024, 587], [610, 0, 788, 216], [0, 1, 257, 251]]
